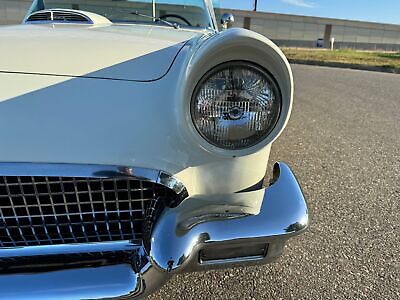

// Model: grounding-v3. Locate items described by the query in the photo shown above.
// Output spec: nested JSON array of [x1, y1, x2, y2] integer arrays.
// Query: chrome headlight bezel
[[190, 61, 282, 151]]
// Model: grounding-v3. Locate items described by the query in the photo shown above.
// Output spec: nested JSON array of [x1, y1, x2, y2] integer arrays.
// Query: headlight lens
[[191, 62, 281, 150]]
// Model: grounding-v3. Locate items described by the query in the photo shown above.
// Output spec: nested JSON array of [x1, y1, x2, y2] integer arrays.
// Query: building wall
[[1, 1, 399, 51], [218, 9, 400, 51], [0, 0, 32, 24]]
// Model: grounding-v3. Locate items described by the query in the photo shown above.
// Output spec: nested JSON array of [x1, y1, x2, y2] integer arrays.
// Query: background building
[[219, 9, 400, 51], [0, 0, 31, 24], [1, 0, 399, 51]]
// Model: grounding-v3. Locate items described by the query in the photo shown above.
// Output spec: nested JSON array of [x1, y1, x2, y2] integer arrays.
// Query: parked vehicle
[[317, 37, 325, 47], [0, 0, 308, 298]]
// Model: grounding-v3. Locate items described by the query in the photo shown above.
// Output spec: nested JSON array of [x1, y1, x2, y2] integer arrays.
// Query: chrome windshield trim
[[204, 0, 218, 31], [0, 162, 188, 199]]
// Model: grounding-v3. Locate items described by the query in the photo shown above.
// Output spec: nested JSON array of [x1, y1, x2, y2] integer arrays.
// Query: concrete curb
[[289, 59, 400, 74]]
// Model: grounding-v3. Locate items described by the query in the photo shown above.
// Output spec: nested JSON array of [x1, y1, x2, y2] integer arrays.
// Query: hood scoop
[[24, 9, 111, 25]]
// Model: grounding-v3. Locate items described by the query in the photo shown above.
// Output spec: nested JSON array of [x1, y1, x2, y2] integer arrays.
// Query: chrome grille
[[52, 11, 91, 23], [26, 12, 51, 22], [25, 10, 92, 24], [0, 176, 175, 247]]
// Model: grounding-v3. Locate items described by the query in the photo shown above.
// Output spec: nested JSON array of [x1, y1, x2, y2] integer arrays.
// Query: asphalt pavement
[[149, 65, 400, 299]]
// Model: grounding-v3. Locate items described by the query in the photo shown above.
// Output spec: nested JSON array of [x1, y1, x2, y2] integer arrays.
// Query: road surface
[[149, 65, 400, 299]]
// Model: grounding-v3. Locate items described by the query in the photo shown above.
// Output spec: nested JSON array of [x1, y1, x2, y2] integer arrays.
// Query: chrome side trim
[[0, 162, 188, 200]]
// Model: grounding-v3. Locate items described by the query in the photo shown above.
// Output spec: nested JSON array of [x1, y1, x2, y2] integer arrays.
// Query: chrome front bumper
[[0, 162, 308, 299]]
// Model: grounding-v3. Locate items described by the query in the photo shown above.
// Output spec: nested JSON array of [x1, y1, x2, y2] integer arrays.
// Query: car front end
[[0, 0, 308, 298]]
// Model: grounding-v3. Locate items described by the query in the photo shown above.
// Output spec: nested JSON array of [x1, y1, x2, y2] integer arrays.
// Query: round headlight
[[191, 62, 281, 150]]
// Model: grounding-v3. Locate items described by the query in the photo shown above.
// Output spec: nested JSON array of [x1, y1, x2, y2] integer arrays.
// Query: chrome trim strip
[[1, 260, 147, 299], [25, 20, 93, 25], [0, 240, 137, 258], [0, 241, 164, 299], [204, 0, 218, 31], [0, 162, 188, 199]]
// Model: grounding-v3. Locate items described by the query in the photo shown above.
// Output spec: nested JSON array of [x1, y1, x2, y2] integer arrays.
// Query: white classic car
[[0, 0, 308, 298]]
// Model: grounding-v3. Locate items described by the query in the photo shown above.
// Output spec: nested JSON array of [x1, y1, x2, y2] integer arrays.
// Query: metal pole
[[152, 0, 156, 20], [253, 0, 258, 11]]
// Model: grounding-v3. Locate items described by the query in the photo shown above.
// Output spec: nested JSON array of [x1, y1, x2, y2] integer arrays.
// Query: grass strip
[[282, 48, 400, 73]]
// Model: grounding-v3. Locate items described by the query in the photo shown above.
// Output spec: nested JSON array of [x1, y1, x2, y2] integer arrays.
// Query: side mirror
[[221, 13, 234, 30]]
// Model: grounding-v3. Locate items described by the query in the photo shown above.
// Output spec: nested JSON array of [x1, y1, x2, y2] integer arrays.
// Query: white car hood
[[0, 23, 201, 81]]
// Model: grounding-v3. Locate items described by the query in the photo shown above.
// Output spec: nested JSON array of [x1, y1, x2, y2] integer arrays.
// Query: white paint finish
[[0, 73, 70, 102], [0, 70, 269, 196], [175, 146, 271, 195], [0, 23, 201, 81], [0, 27, 292, 197]]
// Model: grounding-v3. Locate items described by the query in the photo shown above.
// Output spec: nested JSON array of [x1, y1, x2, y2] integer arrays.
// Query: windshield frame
[[26, 0, 218, 31]]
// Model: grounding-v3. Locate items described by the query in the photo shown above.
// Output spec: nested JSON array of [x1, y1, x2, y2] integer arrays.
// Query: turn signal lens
[[191, 62, 281, 150]]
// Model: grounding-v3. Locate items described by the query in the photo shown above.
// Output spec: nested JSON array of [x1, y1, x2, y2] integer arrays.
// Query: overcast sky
[[215, 0, 399, 25]]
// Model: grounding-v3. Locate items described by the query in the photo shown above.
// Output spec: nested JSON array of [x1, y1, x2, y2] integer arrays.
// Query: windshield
[[36, 0, 214, 29]]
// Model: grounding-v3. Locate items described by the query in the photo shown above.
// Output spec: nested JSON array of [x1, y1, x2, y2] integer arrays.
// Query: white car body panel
[[0, 71, 271, 197], [0, 24, 200, 81], [0, 24, 292, 198], [0, 5, 309, 299]]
